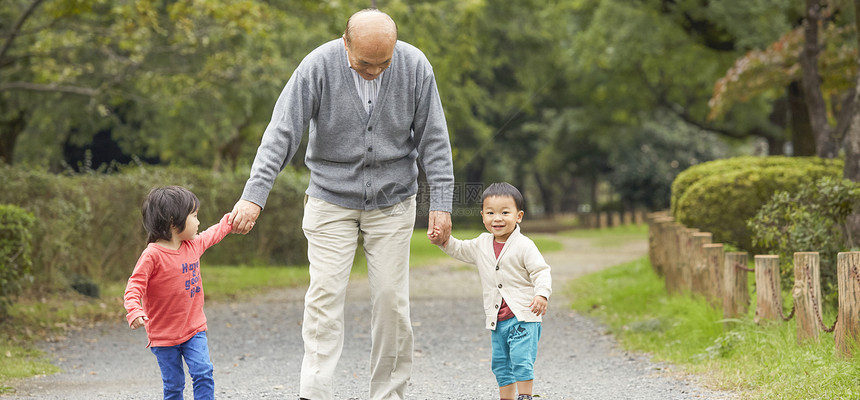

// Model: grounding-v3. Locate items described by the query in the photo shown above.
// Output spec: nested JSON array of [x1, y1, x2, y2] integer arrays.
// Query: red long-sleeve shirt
[[124, 214, 231, 347]]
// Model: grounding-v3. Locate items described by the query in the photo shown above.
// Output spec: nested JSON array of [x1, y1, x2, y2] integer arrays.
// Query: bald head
[[344, 9, 397, 47], [343, 9, 398, 80]]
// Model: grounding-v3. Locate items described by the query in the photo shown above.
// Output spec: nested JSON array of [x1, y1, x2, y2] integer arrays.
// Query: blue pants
[[491, 317, 541, 387], [150, 331, 214, 400]]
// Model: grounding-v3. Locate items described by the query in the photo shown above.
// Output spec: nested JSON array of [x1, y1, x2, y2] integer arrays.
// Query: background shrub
[[747, 177, 860, 303], [670, 156, 836, 215], [0, 205, 35, 318], [0, 165, 308, 294], [673, 156, 843, 251]]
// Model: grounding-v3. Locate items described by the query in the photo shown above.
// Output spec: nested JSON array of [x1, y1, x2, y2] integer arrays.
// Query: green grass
[[0, 344, 60, 394], [569, 256, 860, 399], [560, 223, 648, 247], [203, 265, 310, 300]]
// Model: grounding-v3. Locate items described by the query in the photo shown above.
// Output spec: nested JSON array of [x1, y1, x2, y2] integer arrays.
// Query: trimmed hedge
[[0, 204, 35, 318], [670, 156, 839, 215], [673, 156, 844, 251], [0, 165, 309, 292]]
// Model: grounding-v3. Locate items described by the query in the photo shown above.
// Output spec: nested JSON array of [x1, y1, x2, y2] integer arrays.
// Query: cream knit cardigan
[[441, 225, 552, 330]]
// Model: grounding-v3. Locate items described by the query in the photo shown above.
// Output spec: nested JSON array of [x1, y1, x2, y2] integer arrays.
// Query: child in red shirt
[[124, 186, 234, 400]]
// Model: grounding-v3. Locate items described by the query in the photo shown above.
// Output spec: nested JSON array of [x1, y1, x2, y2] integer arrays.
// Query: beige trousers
[[299, 195, 416, 400]]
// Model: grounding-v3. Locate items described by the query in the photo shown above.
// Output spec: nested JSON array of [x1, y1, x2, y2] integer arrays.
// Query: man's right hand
[[229, 199, 262, 234]]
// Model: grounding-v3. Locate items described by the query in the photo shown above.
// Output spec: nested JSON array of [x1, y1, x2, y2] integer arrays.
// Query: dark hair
[[481, 182, 524, 211], [141, 186, 199, 243]]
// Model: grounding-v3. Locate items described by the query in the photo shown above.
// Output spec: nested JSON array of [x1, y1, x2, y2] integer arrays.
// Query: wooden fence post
[[793, 252, 823, 343], [652, 217, 673, 277], [703, 244, 724, 308], [754, 255, 783, 324], [835, 252, 860, 357], [690, 233, 712, 297], [599, 212, 608, 229], [663, 222, 681, 294], [611, 212, 622, 227], [646, 215, 660, 275], [647, 212, 672, 277], [679, 228, 700, 294], [723, 252, 749, 319]]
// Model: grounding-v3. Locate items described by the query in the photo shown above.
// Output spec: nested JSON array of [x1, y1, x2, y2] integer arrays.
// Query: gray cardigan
[[241, 38, 454, 212]]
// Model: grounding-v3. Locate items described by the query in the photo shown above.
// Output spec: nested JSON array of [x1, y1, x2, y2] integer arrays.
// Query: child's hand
[[427, 225, 447, 247], [529, 295, 548, 316], [131, 316, 148, 330]]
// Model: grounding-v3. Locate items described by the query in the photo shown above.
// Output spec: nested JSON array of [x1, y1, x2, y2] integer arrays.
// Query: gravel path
[[3, 233, 735, 399]]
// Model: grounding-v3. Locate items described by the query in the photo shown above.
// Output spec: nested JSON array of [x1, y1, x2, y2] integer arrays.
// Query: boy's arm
[[124, 252, 152, 327], [437, 234, 480, 265], [523, 242, 552, 301]]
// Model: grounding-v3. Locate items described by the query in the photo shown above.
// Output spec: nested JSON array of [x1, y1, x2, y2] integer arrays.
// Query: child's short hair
[[142, 186, 200, 243], [481, 182, 524, 211]]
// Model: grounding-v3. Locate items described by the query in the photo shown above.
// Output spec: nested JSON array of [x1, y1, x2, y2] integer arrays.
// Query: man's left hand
[[427, 210, 452, 245]]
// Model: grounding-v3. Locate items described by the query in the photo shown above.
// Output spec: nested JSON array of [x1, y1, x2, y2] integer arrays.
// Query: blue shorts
[[491, 317, 541, 387]]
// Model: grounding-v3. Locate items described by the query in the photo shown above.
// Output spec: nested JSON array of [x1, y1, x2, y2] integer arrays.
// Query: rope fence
[[646, 211, 860, 358]]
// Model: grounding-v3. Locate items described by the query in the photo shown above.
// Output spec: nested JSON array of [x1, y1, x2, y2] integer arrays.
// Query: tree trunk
[[465, 155, 485, 187], [767, 96, 788, 156], [0, 108, 26, 165], [589, 173, 599, 213], [844, 0, 860, 181], [839, 0, 860, 245], [800, 0, 839, 158], [788, 82, 817, 156], [533, 172, 555, 216]]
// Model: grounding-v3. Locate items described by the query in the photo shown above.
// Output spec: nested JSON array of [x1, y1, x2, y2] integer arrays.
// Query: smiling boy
[[429, 182, 552, 400]]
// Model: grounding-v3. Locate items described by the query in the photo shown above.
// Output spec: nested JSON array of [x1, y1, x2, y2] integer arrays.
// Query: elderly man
[[229, 9, 454, 400]]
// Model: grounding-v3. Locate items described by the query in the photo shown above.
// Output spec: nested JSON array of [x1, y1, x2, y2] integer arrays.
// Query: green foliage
[[0, 164, 308, 292], [671, 156, 826, 215], [2, 0, 821, 218], [748, 177, 860, 301], [570, 256, 860, 400], [708, 9, 856, 121], [607, 119, 732, 210], [673, 156, 843, 251], [0, 205, 35, 318], [3, 0, 334, 169]]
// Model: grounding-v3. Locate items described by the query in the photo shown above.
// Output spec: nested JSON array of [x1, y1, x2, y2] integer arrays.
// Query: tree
[[708, 1, 857, 158], [0, 0, 334, 169], [844, 0, 860, 181]]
